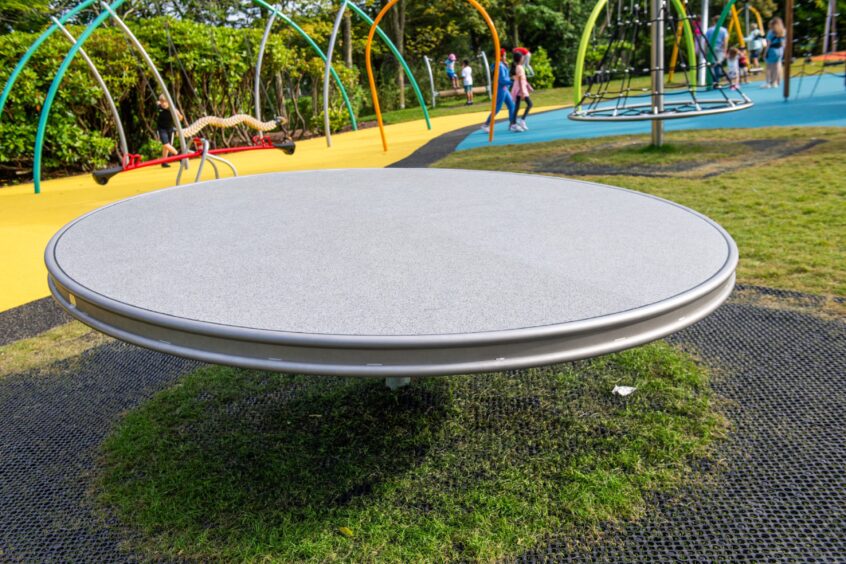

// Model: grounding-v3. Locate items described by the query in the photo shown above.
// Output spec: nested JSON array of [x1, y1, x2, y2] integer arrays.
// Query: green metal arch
[[703, 0, 738, 87], [252, 0, 357, 130], [0, 0, 99, 119], [33, 0, 126, 194], [573, 0, 697, 108], [707, 0, 738, 64]]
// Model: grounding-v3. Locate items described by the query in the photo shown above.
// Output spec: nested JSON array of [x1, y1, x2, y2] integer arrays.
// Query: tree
[[388, 0, 406, 108]]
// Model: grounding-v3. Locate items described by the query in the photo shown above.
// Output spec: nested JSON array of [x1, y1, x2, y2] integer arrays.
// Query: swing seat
[[273, 140, 296, 155], [92, 166, 124, 186]]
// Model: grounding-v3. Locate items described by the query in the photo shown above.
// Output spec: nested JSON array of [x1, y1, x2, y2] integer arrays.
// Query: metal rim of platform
[[45, 172, 739, 378], [568, 99, 754, 122]]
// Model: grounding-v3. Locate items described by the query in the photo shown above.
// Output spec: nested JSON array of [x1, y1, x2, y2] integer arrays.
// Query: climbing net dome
[[570, 0, 754, 121]]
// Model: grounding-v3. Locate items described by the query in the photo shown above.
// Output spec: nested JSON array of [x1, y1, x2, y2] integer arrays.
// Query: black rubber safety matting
[[0, 286, 844, 562], [0, 296, 69, 346]]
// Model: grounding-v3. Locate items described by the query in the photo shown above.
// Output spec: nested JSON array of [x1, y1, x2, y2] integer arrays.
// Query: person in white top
[[461, 60, 474, 105]]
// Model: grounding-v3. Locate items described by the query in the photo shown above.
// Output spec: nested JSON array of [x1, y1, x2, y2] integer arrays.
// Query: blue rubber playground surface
[[457, 72, 846, 151]]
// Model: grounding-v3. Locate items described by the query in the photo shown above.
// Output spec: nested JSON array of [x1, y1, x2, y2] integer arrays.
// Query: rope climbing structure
[[570, 0, 753, 145]]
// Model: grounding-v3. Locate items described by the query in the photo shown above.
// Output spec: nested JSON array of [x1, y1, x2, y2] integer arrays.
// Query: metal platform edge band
[[47, 272, 735, 377], [569, 100, 754, 122]]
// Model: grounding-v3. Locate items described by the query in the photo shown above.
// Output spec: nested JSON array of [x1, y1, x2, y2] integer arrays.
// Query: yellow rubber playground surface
[[1, 109, 542, 313]]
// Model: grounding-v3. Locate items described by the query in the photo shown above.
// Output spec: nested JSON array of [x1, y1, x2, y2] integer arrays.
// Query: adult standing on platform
[[763, 17, 786, 88], [480, 49, 515, 133]]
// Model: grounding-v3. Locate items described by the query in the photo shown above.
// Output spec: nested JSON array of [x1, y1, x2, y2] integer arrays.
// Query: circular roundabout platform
[[46, 168, 737, 378]]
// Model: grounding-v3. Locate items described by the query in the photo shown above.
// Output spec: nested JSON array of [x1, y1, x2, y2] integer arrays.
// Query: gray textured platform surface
[[46, 169, 737, 375]]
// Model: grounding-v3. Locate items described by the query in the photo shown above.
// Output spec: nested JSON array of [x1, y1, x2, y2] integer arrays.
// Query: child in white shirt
[[461, 60, 474, 105]]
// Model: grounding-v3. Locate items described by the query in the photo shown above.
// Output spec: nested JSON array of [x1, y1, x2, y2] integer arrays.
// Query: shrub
[[529, 46, 555, 89]]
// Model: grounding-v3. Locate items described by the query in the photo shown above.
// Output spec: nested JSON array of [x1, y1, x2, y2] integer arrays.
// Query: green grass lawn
[[91, 123, 842, 561], [98, 343, 724, 562], [437, 126, 846, 299]]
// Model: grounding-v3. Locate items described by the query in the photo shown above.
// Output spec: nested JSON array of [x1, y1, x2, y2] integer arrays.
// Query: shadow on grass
[[98, 344, 724, 562]]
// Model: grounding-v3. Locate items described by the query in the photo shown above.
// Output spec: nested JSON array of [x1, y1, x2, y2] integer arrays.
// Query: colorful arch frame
[[365, 0, 501, 151], [322, 0, 431, 148], [2, 0, 358, 193]]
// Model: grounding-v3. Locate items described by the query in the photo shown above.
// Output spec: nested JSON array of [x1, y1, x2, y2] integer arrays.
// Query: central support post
[[651, 0, 665, 146], [783, 0, 795, 99], [698, 0, 708, 86]]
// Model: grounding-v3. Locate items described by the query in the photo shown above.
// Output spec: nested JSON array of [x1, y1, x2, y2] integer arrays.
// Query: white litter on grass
[[612, 385, 637, 397]]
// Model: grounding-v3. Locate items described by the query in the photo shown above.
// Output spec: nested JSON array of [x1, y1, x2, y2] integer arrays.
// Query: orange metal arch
[[365, 0, 501, 151]]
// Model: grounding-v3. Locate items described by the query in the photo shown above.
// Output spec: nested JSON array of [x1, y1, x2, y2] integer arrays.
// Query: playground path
[[0, 107, 558, 313], [458, 73, 846, 151]]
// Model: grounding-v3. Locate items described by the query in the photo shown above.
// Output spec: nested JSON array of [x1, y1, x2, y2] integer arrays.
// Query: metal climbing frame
[[51, 17, 129, 162], [6, 0, 337, 193], [365, 0, 501, 152], [251, 0, 357, 132], [322, 0, 431, 148], [569, 0, 753, 137]]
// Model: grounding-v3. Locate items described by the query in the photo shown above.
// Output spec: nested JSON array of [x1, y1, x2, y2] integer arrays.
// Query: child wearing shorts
[[461, 60, 474, 105]]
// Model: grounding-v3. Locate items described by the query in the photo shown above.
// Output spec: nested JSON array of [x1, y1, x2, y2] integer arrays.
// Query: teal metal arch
[[33, 0, 127, 194], [24, 0, 359, 193], [705, 0, 738, 86], [0, 0, 99, 119], [252, 0, 357, 131]]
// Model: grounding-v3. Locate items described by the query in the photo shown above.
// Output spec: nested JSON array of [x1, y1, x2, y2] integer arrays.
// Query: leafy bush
[[529, 46, 555, 89]]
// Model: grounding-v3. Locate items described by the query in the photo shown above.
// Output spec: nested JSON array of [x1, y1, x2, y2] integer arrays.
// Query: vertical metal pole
[[652, 0, 665, 146], [256, 12, 277, 123], [783, 0, 794, 99], [480, 50, 492, 97], [252, 0, 357, 130], [324, 2, 346, 147], [822, 0, 835, 53], [423, 56, 437, 108], [744, 5, 750, 38], [699, 0, 708, 85], [52, 17, 129, 162], [195, 139, 209, 182]]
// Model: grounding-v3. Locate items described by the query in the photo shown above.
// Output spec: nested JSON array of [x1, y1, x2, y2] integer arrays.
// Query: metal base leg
[[385, 377, 411, 391]]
